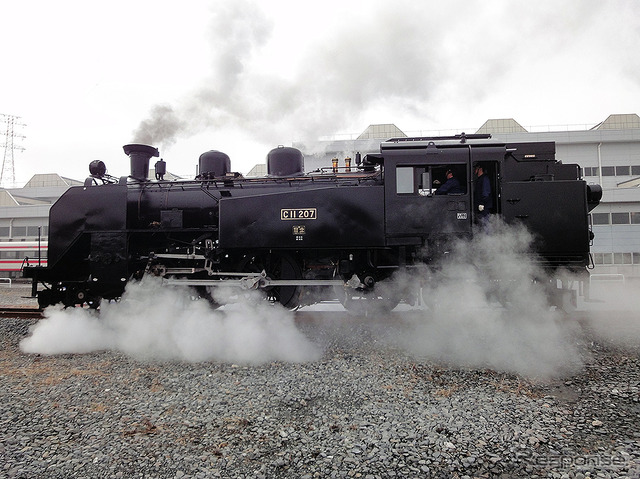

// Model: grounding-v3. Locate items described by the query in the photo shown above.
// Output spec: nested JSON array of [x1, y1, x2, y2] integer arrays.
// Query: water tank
[[267, 146, 304, 177]]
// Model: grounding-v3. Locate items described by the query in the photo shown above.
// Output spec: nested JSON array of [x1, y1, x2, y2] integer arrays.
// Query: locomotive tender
[[24, 134, 602, 311]]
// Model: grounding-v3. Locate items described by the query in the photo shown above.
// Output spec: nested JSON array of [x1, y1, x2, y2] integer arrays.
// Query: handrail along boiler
[[23, 134, 602, 311]]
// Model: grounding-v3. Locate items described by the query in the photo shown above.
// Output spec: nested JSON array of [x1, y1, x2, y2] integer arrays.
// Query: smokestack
[[123, 144, 160, 181]]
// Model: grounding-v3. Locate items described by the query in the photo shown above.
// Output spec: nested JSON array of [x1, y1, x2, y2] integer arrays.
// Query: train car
[[23, 134, 602, 311], [0, 241, 48, 279]]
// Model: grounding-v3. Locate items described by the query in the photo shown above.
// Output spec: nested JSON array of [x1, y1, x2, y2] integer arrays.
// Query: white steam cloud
[[390, 220, 584, 379], [20, 278, 321, 364]]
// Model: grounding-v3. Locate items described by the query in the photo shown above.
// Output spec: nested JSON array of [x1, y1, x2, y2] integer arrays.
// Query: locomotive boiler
[[24, 134, 602, 312]]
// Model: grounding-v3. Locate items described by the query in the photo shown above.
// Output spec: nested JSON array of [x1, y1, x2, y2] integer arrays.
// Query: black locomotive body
[[24, 135, 602, 311]]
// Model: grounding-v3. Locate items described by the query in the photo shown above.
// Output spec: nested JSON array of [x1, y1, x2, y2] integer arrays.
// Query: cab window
[[396, 167, 415, 194], [396, 165, 467, 195]]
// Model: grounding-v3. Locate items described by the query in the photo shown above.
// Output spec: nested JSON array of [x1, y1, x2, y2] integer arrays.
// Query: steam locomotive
[[24, 134, 602, 312]]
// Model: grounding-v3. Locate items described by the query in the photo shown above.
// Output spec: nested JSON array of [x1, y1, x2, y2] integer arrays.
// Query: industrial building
[[479, 114, 640, 281], [0, 174, 83, 242], [1, 114, 639, 282], [297, 113, 640, 281]]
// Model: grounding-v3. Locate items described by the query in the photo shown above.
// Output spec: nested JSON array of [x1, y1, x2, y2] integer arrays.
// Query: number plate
[[281, 208, 317, 220]]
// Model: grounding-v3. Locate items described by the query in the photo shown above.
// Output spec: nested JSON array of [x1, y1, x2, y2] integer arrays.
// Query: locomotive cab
[[379, 135, 593, 271], [381, 135, 503, 248]]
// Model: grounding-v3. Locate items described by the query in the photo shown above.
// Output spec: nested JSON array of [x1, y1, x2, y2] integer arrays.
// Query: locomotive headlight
[[587, 184, 603, 203], [89, 160, 107, 178]]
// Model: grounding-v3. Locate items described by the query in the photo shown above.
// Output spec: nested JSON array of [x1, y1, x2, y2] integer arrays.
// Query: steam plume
[[390, 219, 584, 379], [20, 278, 321, 364]]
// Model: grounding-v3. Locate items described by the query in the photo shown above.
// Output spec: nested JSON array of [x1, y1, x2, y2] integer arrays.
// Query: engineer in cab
[[435, 169, 462, 195]]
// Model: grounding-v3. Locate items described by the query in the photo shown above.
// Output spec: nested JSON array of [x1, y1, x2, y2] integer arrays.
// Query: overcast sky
[[1, 0, 638, 185]]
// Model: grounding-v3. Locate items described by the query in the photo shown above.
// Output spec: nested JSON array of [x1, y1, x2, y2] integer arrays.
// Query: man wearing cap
[[435, 169, 462, 195], [473, 163, 492, 224]]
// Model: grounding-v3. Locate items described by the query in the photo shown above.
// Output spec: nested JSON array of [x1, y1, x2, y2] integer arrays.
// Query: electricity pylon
[[1, 114, 26, 188]]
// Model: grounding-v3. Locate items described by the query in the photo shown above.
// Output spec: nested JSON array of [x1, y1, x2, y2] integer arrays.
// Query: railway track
[[0, 307, 43, 319]]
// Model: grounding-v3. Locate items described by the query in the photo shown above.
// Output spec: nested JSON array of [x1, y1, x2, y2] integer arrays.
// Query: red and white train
[[0, 241, 48, 279]]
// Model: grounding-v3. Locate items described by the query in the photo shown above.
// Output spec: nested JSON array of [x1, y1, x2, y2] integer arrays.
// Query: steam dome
[[267, 146, 304, 177]]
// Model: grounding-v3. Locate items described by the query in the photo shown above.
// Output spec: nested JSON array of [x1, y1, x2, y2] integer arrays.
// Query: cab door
[[469, 146, 503, 219]]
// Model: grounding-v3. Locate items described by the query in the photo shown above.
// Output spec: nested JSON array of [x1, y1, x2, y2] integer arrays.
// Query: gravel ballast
[[1, 283, 640, 478]]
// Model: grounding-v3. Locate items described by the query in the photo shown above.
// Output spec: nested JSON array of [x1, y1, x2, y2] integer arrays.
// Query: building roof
[[246, 164, 267, 177], [476, 118, 528, 134], [23, 174, 83, 188], [0, 188, 52, 206], [593, 113, 640, 130], [0, 190, 19, 207], [4, 174, 83, 205], [149, 168, 183, 181], [357, 124, 407, 140]]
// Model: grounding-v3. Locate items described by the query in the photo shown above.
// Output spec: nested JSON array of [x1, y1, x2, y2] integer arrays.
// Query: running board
[[163, 277, 346, 290]]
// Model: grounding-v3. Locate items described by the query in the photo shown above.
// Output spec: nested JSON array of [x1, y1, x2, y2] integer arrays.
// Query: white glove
[[478, 205, 485, 212]]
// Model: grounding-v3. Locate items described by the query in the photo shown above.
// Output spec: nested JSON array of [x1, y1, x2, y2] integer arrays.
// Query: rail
[[0, 307, 43, 319], [0, 278, 12, 287]]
